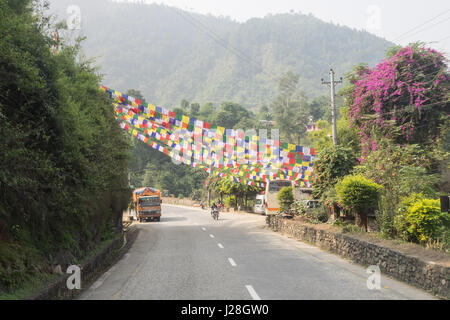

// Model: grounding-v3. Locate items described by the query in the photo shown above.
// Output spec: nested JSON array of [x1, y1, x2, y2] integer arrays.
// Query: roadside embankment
[[266, 215, 449, 299], [28, 226, 139, 300], [162, 197, 199, 207]]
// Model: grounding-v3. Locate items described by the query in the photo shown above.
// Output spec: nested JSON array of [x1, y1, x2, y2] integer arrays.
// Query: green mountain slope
[[48, 0, 394, 110]]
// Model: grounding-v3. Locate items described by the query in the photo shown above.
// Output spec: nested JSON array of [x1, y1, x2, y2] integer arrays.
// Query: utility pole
[[322, 69, 342, 146], [207, 164, 212, 207]]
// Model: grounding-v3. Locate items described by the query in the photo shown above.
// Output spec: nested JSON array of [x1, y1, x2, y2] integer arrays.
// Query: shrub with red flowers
[[346, 44, 449, 156]]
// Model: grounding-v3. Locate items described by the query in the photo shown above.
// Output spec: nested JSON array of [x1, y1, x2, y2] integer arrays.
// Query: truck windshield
[[268, 181, 292, 192], [139, 197, 160, 206]]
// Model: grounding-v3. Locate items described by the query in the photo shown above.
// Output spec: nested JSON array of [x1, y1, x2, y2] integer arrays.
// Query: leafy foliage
[[211, 178, 262, 208], [312, 145, 357, 199], [307, 106, 361, 156], [277, 187, 294, 214], [0, 0, 129, 292], [345, 44, 450, 155], [395, 195, 450, 244], [355, 139, 441, 220], [335, 175, 383, 217]]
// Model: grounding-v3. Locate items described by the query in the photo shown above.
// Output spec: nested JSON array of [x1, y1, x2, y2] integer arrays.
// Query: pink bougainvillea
[[347, 44, 450, 156]]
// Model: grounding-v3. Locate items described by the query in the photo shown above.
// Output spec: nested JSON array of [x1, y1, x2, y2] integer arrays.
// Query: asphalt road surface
[[79, 204, 436, 300]]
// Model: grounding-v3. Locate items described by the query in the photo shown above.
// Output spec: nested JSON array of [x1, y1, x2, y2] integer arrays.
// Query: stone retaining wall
[[267, 215, 449, 299]]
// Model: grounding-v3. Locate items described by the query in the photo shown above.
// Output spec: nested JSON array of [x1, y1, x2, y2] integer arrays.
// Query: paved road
[[79, 204, 436, 300]]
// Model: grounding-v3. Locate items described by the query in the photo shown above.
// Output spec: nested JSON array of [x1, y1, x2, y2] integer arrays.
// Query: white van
[[254, 194, 266, 214]]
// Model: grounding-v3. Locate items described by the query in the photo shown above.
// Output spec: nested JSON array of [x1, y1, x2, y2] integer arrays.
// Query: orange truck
[[133, 187, 162, 222]]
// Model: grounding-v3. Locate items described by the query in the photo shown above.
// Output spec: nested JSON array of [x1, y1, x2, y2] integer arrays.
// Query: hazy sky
[[113, 0, 450, 56]]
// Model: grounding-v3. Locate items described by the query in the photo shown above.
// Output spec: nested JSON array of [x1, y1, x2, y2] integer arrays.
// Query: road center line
[[132, 265, 141, 277], [228, 258, 237, 267], [201, 227, 206, 231], [111, 289, 121, 300], [218, 243, 224, 249], [209, 234, 215, 238], [245, 285, 261, 300]]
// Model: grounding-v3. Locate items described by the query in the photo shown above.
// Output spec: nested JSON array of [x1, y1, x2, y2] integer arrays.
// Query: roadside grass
[[0, 273, 59, 300], [0, 233, 118, 300], [0, 241, 54, 300]]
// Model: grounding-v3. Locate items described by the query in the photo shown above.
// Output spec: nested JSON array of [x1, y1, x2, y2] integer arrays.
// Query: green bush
[[310, 207, 329, 223], [375, 208, 396, 239], [278, 187, 294, 213], [395, 196, 450, 243], [342, 224, 365, 234], [335, 175, 383, 230], [294, 201, 307, 216], [355, 139, 441, 222], [332, 219, 364, 233]]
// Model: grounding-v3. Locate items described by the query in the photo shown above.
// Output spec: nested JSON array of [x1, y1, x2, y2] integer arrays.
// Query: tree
[[309, 95, 330, 122], [271, 71, 310, 144], [278, 187, 294, 214], [308, 107, 361, 155], [0, 0, 130, 292], [190, 103, 200, 117], [312, 146, 357, 199], [126, 89, 146, 103], [344, 44, 450, 155], [198, 102, 215, 122], [212, 177, 262, 208], [335, 175, 383, 231], [211, 102, 252, 129], [180, 99, 190, 110]]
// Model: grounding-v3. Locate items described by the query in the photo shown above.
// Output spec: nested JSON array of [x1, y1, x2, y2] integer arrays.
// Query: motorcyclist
[[211, 202, 217, 215]]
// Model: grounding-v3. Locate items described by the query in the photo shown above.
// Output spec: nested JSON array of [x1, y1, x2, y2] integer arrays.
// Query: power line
[[392, 8, 450, 42], [397, 15, 450, 42], [436, 34, 450, 43], [169, 7, 282, 84]]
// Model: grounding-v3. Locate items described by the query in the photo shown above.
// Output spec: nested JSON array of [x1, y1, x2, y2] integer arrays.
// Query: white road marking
[[209, 234, 215, 238], [218, 243, 224, 249], [201, 227, 206, 231], [228, 258, 237, 267], [245, 285, 261, 300]]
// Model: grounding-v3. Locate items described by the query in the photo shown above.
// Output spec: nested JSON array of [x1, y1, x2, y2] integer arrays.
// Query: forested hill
[[49, 0, 393, 110]]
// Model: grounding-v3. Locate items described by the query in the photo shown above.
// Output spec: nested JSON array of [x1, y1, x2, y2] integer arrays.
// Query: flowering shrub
[[347, 44, 449, 156]]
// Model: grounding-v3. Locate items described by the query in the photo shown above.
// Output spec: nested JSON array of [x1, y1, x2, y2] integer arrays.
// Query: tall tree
[[271, 71, 310, 144]]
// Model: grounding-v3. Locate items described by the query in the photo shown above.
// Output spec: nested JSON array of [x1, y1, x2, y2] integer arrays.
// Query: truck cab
[[133, 187, 162, 222]]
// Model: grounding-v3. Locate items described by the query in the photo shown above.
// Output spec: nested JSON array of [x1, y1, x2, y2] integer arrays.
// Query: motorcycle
[[211, 207, 219, 220]]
